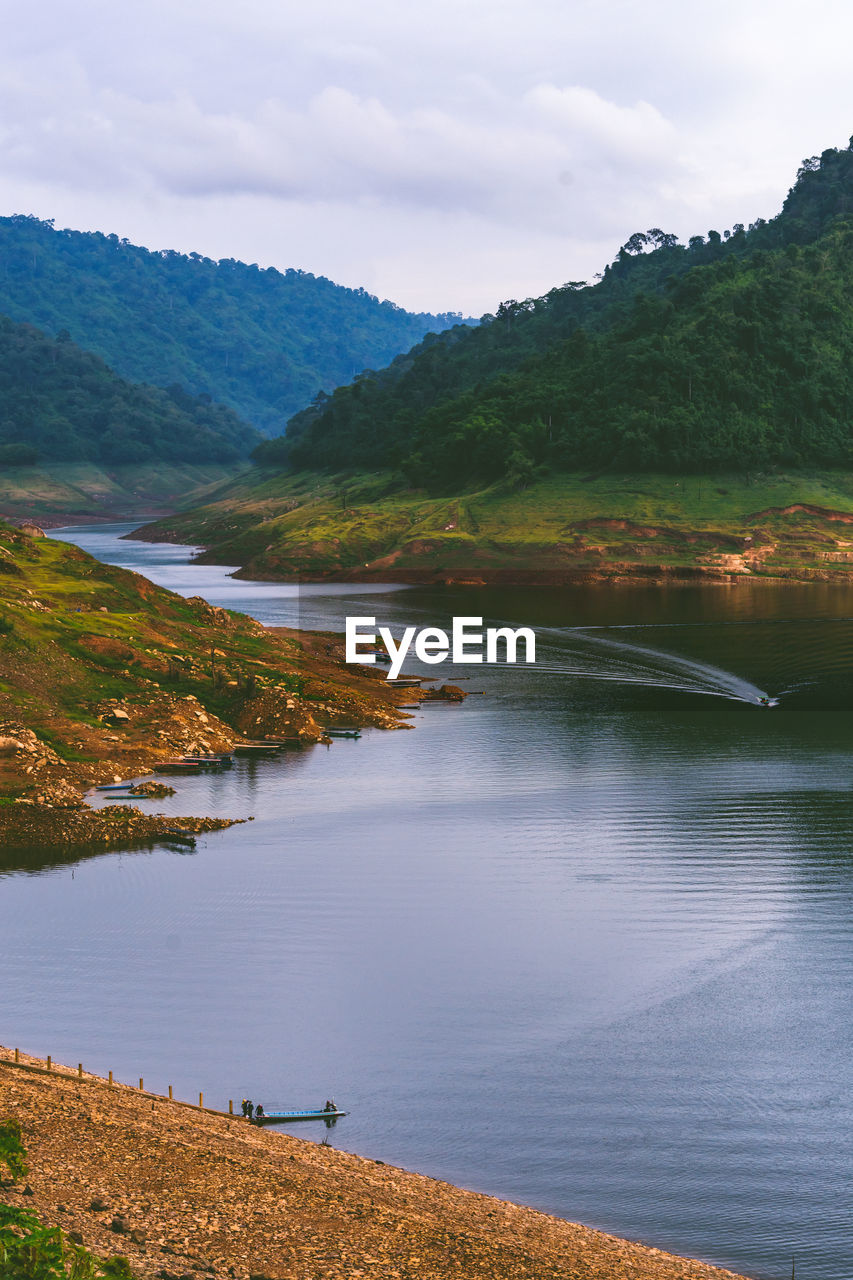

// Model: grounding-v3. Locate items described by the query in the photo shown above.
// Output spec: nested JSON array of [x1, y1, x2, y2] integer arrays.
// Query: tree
[[621, 231, 650, 255], [646, 228, 680, 250]]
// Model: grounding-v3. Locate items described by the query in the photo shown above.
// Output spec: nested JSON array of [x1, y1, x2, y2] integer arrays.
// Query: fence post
[[139, 1078, 143, 1091], [199, 1092, 203, 1108], [229, 1100, 233, 1115], [14, 1048, 19, 1064], [108, 1071, 113, 1085], [168, 1085, 173, 1100], [46, 1056, 51, 1071], [78, 1064, 83, 1078]]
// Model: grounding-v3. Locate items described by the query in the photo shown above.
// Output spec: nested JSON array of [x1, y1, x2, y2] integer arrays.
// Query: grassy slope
[[139, 468, 853, 583], [0, 523, 406, 845], [0, 461, 248, 523]]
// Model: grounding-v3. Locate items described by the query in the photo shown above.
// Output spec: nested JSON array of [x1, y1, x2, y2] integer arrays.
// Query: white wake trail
[[525, 628, 777, 705]]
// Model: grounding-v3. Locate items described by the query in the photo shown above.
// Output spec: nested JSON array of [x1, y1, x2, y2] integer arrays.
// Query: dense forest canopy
[[0, 216, 466, 434], [0, 315, 260, 465], [263, 140, 853, 485]]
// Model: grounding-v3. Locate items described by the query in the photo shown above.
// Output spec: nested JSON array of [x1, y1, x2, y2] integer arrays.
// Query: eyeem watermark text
[[346, 616, 536, 679]]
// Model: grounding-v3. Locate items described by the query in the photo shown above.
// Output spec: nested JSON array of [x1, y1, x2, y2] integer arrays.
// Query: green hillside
[[0, 216, 466, 433], [139, 141, 853, 584], [269, 142, 853, 484], [139, 467, 853, 585], [0, 313, 259, 466], [0, 460, 243, 524]]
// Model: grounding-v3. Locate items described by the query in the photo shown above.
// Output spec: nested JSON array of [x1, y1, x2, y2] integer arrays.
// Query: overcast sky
[[3, 0, 853, 315]]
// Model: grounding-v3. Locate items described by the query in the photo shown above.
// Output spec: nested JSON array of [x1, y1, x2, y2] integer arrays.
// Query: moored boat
[[254, 1107, 347, 1123], [181, 754, 233, 766], [162, 829, 197, 846]]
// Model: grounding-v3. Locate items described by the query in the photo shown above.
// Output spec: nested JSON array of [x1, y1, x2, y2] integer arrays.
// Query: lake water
[[6, 523, 853, 1279]]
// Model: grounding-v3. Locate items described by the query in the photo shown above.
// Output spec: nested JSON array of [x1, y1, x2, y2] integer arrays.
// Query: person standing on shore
[[246, 1100, 254, 1120], [241, 1098, 248, 1117]]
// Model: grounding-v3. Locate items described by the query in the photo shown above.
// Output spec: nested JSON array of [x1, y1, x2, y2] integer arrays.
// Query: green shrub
[[0, 1202, 133, 1277], [0, 1117, 27, 1181], [0, 1131, 134, 1279], [0, 443, 39, 467]]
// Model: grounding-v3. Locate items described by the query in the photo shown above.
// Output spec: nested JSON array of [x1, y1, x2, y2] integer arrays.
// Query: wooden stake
[[46, 1055, 51, 1071], [108, 1071, 113, 1085], [139, 1077, 143, 1090], [168, 1085, 173, 1100], [78, 1063, 83, 1078]]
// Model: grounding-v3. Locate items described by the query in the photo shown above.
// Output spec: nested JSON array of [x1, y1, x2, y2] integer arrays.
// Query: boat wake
[[526, 628, 778, 706]]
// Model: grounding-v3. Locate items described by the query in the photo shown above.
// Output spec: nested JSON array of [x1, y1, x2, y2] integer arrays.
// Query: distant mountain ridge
[[0, 313, 259, 466], [0, 216, 467, 434], [266, 140, 853, 484]]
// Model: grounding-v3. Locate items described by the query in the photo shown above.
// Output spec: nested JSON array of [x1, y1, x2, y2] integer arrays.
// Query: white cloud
[[0, 0, 852, 312]]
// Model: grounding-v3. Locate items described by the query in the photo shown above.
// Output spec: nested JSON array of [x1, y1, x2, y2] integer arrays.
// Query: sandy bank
[[0, 1047, 751, 1280]]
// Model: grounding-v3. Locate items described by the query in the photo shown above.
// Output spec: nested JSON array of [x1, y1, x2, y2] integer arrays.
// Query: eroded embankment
[[0, 1048, 751, 1280]]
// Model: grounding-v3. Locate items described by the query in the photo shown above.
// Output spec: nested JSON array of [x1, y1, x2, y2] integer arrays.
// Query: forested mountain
[[0, 216, 465, 434], [0, 314, 259, 465], [267, 141, 853, 485]]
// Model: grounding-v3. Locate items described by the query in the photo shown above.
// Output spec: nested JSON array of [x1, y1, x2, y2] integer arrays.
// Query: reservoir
[[5, 522, 853, 1280]]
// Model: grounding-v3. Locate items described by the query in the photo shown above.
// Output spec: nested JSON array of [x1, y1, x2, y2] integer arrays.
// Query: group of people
[[240, 1097, 337, 1119]]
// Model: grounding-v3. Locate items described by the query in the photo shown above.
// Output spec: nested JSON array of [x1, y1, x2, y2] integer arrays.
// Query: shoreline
[[233, 561, 852, 586], [132, 527, 853, 587], [0, 522, 418, 852], [0, 1044, 752, 1280]]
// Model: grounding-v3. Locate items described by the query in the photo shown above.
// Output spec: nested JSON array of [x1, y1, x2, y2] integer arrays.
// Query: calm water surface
[[4, 523, 853, 1279]]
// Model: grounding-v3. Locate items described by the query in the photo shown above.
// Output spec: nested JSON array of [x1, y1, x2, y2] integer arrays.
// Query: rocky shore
[[0, 522, 417, 851], [0, 801, 240, 852], [0, 1047, 750, 1280]]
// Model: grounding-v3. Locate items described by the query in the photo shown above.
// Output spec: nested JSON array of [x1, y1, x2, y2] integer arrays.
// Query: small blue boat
[[181, 755, 233, 767], [255, 1108, 346, 1123], [94, 783, 134, 792]]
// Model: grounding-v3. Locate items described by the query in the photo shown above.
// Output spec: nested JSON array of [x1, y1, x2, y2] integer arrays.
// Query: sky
[[3, 0, 853, 316]]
